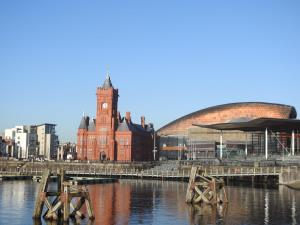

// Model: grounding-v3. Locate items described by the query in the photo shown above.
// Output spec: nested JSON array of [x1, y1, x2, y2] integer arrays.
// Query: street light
[[178, 143, 182, 161], [153, 131, 157, 161]]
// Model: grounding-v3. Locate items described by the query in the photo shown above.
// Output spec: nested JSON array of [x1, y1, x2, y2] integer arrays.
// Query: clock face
[[102, 102, 108, 109]]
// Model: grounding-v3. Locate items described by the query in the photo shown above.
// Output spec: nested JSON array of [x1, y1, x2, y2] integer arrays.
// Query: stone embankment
[[279, 167, 300, 189]]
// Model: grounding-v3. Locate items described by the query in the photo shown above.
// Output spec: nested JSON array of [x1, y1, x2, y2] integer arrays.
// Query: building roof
[[102, 75, 113, 89], [193, 118, 300, 132], [157, 102, 297, 133], [36, 123, 57, 127], [117, 121, 134, 132], [88, 119, 96, 131], [227, 117, 252, 123], [117, 120, 154, 134], [78, 116, 89, 130]]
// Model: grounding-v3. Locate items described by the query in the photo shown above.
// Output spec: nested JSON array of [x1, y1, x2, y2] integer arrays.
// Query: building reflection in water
[[88, 182, 131, 225], [187, 185, 300, 225], [0, 177, 298, 225], [86, 182, 300, 225], [264, 191, 269, 225], [292, 193, 297, 225], [188, 203, 228, 225], [88, 180, 187, 225]]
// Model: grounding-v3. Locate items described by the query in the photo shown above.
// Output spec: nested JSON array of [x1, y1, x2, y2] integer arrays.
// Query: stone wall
[[279, 167, 300, 184]]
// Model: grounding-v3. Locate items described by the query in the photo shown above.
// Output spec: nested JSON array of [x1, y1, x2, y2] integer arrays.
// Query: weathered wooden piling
[[186, 166, 228, 205], [33, 169, 51, 219], [32, 169, 95, 222]]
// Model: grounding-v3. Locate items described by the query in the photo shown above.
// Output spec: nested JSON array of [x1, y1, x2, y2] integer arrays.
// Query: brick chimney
[[141, 116, 145, 128], [125, 112, 131, 123]]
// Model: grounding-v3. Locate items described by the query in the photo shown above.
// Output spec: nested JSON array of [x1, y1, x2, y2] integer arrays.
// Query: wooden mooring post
[[186, 166, 228, 205], [32, 169, 95, 222]]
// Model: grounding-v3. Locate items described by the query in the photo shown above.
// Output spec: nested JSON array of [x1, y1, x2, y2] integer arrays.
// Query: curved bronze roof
[[157, 102, 297, 135]]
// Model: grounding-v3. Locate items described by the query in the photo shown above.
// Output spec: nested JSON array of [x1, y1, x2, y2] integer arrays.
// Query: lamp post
[[178, 143, 182, 161], [177, 136, 181, 161], [220, 131, 223, 159], [153, 131, 157, 161], [265, 128, 268, 160], [245, 132, 248, 157]]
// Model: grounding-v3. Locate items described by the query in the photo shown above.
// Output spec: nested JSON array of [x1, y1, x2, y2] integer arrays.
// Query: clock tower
[[95, 75, 118, 160]]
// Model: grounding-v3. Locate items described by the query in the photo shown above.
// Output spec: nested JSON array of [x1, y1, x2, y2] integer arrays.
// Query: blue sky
[[1, 1, 300, 142]]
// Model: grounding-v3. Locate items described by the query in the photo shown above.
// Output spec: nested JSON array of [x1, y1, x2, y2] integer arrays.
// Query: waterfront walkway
[[0, 165, 296, 180]]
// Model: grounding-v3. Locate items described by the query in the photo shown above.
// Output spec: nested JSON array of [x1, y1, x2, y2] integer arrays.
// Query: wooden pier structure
[[186, 166, 228, 205], [32, 169, 95, 222]]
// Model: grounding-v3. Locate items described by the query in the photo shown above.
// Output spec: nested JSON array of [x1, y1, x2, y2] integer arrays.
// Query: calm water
[[0, 179, 299, 225]]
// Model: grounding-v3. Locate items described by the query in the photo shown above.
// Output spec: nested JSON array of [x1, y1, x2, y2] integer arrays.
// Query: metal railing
[[0, 166, 296, 179]]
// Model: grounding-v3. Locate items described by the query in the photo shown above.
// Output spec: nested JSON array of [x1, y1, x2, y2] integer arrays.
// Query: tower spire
[[105, 65, 110, 78], [102, 71, 113, 89]]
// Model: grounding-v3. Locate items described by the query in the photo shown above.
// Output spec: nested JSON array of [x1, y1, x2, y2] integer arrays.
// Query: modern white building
[[4, 126, 30, 158], [4, 127, 17, 140], [3, 124, 58, 159], [37, 124, 59, 159]]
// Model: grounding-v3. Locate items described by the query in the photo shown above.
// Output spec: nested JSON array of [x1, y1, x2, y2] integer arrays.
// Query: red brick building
[[77, 75, 154, 161]]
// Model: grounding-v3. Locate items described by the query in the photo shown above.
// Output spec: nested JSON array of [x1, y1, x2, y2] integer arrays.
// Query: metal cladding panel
[[194, 118, 300, 132], [157, 102, 297, 135]]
